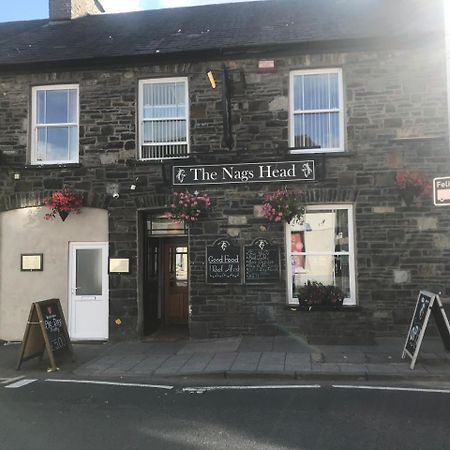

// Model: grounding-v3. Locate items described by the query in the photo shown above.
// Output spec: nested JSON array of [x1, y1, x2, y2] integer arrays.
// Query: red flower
[[165, 191, 211, 223], [395, 170, 431, 198], [44, 189, 82, 220], [262, 189, 305, 223]]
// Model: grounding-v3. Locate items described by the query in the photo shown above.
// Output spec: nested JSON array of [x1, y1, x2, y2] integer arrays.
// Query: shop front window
[[286, 205, 356, 305]]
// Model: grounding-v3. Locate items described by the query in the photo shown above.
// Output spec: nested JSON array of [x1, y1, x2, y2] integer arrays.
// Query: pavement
[[1, 335, 450, 384]]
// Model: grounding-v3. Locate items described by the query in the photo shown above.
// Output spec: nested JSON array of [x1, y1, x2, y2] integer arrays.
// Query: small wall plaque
[[21, 254, 43, 272], [109, 258, 130, 273]]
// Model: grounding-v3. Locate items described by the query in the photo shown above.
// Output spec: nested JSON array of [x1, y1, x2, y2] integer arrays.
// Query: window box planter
[[292, 281, 345, 311]]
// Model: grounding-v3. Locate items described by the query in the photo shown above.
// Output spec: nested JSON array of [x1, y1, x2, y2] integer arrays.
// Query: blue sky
[[0, 0, 259, 23]]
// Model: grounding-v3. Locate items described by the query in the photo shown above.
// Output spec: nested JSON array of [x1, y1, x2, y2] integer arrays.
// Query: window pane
[[46, 90, 69, 123], [47, 127, 69, 161], [68, 89, 78, 123], [329, 73, 339, 109], [76, 249, 102, 296], [292, 255, 335, 288], [335, 255, 350, 297], [37, 91, 46, 124], [302, 210, 348, 253], [335, 209, 350, 252], [37, 127, 47, 161], [175, 248, 188, 283], [292, 255, 350, 298], [143, 120, 186, 143], [330, 112, 340, 148], [69, 126, 79, 161], [143, 82, 186, 119], [293, 75, 303, 111], [304, 74, 329, 110]]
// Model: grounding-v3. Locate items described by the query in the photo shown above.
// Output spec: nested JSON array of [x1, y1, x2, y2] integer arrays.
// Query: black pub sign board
[[173, 160, 316, 185], [206, 239, 241, 284], [17, 299, 74, 372], [402, 291, 450, 369], [244, 239, 280, 284]]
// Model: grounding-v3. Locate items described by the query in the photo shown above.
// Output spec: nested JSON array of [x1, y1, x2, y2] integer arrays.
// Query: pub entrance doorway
[[142, 214, 189, 337]]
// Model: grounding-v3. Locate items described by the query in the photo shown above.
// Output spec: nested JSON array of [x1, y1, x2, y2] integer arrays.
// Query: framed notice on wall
[[109, 258, 130, 273], [21, 254, 43, 271]]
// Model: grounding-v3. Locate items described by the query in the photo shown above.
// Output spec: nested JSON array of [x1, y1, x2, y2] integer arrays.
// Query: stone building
[[0, 0, 448, 343]]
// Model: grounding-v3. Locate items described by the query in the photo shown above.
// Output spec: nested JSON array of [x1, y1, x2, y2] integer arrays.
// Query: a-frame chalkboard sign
[[402, 291, 450, 369], [17, 299, 74, 372]]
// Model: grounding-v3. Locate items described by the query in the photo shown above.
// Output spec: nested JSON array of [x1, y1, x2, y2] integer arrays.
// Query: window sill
[[289, 148, 344, 155], [286, 304, 361, 312], [24, 163, 82, 169]]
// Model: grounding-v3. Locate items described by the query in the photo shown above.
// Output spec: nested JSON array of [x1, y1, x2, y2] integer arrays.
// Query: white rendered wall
[[0, 207, 108, 341]]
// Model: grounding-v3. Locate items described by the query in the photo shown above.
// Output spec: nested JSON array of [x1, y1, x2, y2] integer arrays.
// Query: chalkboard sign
[[17, 299, 74, 372], [206, 239, 241, 284], [42, 300, 69, 353], [244, 239, 280, 284], [402, 291, 450, 369]]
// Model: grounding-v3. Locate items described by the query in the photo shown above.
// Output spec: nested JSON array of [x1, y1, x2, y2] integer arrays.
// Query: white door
[[69, 242, 109, 340]]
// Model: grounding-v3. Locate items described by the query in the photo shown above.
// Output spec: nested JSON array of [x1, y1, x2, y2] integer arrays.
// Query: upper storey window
[[138, 78, 189, 160], [289, 68, 344, 153], [31, 85, 79, 165]]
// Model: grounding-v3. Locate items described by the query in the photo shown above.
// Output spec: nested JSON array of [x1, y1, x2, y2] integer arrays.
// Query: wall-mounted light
[[207, 70, 217, 89], [107, 183, 120, 199], [13, 173, 21, 180], [130, 177, 140, 191]]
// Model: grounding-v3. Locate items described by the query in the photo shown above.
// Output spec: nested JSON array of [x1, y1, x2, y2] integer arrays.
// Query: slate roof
[[0, 0, 444, 68]]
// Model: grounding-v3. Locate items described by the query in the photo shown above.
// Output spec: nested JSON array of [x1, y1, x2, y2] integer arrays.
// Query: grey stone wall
[[0, 39, 449, 340]]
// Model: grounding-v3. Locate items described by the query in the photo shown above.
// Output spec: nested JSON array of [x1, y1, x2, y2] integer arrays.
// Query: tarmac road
[[1, 379, 450, 450]]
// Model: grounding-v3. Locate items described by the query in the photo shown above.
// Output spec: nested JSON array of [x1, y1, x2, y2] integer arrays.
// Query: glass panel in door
[[76, 248, 102, 295]]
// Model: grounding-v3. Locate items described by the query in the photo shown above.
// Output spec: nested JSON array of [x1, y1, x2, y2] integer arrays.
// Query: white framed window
[[286, 204, 356, 306], [138, 77, 189, 160], [31, 84, 79, 165], [289, 68, 344, 153]]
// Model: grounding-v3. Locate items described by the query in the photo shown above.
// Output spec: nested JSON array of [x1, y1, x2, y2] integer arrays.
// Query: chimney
[[49, 0, 104, 21]]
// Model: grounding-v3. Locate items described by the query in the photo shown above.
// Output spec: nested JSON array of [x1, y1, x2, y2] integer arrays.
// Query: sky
[[0, 0, 260, 22]]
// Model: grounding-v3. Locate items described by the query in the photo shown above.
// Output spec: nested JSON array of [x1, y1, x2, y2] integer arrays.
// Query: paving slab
[[322, 351, 366, 364], [337, 363, 368, 375], [238, 337, 274, 352], [285, 353, 311, 372], [229, 352, 262, 372], [205, 352, 238, 372], [153, 354, 193, 376], [102, 354, 148, 374], [179, 353, 215, 373], [131, 354, 172, 374], [77, 355, 126, 372], [257, 352, 286, 372], [272, 336, 311, 353], [311, 363, 341, 373], [177, 338, 241, 354]]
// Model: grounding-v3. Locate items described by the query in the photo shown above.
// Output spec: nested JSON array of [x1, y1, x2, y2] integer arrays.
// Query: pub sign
[[173, 160, 316, 186]]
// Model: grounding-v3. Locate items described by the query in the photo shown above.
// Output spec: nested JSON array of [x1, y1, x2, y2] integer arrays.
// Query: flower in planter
[[295, 281, 345, 309], [43, 189, 83, 221], [395, 170, 432, 205], [166, 191, 211, 223], [262, 189, 305, 223]]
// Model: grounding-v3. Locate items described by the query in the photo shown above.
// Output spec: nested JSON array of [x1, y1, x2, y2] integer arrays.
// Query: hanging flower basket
[[166, 191, 211, 223], [294, 281, 345, 310], [262, 189, 305, 223], [43, 189, 82, 221], [395, 170, 432, 206]]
